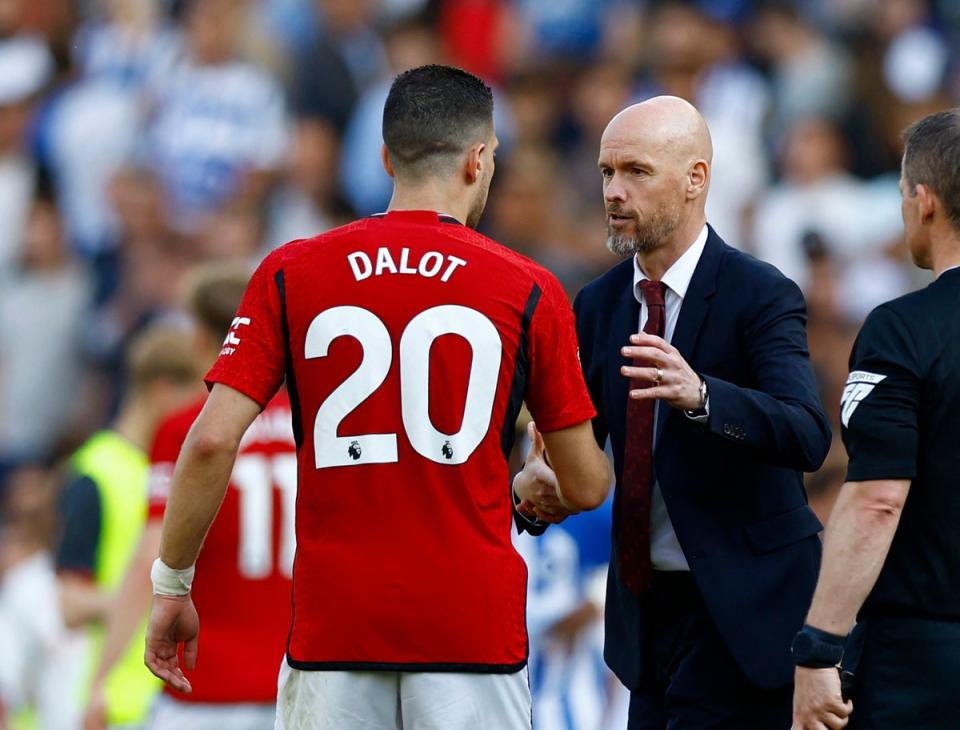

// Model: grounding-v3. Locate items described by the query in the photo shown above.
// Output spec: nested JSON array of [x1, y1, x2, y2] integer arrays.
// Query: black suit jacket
[[574, 227, 830, 690]]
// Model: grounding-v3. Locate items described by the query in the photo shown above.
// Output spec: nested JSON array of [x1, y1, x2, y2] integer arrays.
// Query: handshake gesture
[[514, 422, 581, 524]]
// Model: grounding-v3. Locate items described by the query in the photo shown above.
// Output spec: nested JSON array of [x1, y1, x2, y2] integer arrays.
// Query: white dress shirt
[[631, 224, 709, 571]]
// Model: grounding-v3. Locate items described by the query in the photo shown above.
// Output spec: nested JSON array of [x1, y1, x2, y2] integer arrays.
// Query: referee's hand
[[792, 666, 852, 730]]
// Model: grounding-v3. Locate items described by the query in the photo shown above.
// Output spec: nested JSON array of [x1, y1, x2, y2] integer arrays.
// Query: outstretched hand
[[144, 594, 199, 694], [514, 421, 577, 524]]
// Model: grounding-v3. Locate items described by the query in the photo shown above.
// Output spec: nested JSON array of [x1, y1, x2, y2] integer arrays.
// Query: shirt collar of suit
[[632, 224, 709, 303]]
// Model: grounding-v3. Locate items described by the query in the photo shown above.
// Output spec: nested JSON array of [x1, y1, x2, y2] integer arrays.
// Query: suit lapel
[[655, 227, 724, 441]]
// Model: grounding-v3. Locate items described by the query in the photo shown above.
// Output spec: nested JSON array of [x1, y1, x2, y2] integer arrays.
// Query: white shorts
[[275, 662, 531, 730], [149, 693, 275, 729]]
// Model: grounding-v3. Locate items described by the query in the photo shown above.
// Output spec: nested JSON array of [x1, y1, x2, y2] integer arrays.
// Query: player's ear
[[916, 183, 937, 225], [382, 145, 396, 178], [464, 143, 485, 185]]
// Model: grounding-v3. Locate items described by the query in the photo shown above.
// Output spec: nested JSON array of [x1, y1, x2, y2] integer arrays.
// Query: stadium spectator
[[290, 0, 386, 132], [0, 464, 84, 729], [55, 324, 200, 728], [41, 0, 178, 297], [145, 64, 610, 729], [486, 143, 601, 295], [750, 4, 853, 143], [752, 116, 908, 319], [84, 262, 295, 730], [145, 0, 288, 235], [793, 107, 960, 730], [0, 29, 52, 274], [516, 96, 830, 728], [267, 117, 346, 250], [339, 14, 442, 217], [0, 175, 91, 467]]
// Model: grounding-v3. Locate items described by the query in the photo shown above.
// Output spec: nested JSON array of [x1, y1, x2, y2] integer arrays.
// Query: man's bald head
[[602, 96, 713, 169], [599, 96, 713, 259]]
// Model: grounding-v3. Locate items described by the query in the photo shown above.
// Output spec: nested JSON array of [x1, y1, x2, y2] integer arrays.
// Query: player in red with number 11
[[145, 64, 611, 730]]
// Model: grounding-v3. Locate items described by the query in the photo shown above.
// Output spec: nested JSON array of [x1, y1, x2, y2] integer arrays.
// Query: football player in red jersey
[[84, 265, 294, 730], [145, 64, 612, 730]]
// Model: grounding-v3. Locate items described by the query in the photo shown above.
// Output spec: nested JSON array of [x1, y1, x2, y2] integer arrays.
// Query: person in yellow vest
[[55, 324, 202, 728]]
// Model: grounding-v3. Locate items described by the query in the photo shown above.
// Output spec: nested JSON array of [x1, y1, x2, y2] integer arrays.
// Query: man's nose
[[604, 173, 626, 203]]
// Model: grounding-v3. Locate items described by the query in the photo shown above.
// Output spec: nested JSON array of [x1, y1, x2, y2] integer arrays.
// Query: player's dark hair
[[183, 260, 251, 341], [382, 64, 493, 179], [902, 108, 960, 232]]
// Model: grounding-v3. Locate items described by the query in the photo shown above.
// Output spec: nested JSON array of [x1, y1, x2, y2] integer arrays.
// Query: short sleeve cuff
[[846, 460, 916, 483], [532, 405, 597, 435], [204, 370, 274, 410]]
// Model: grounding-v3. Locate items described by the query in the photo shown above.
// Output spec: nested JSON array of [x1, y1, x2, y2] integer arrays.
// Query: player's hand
[[144, 593, 199, 694], [81, 682, 107, 730], [621, 333, 702, 411], [792, 667, 852, 730], [514, 422, 577, 523]]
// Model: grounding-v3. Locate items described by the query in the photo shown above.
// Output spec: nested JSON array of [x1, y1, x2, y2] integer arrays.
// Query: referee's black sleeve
[[841, 305, 921, 482]]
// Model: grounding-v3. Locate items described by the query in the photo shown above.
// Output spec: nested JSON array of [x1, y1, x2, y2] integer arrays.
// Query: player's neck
[[111, 402, 154, 452], [387, 186, 468, 225]]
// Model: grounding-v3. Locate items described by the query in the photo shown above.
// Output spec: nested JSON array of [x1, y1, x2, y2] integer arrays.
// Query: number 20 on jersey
[[307, 305, 503, 469]]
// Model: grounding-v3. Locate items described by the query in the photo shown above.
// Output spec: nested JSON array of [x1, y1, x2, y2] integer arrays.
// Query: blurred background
[[0, 0, 956, 727]]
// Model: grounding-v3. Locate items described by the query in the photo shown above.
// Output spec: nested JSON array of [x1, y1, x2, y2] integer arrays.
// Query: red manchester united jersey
[[205, 210, 595, 672], [147, 392, 294, 702]]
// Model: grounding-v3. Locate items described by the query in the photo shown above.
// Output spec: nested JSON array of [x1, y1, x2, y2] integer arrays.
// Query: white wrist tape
[[151, 558, 195, 596]]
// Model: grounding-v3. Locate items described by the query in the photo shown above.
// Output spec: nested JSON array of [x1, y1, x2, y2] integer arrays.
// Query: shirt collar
[[633, 224, 709, 302]]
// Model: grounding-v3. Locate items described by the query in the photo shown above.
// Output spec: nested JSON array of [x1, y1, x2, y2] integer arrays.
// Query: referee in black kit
[[791, 108, 960, 730]]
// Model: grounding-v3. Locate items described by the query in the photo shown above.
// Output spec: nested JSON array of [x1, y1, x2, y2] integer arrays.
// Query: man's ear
[[916, 183, 937, 224], [464, 143, 486, 184], [382, 144, 396, 178], [687, 159, 709, 200]]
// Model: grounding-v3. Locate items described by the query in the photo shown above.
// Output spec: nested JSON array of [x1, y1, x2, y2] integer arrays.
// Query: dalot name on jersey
[[347, 247, 467, 283]]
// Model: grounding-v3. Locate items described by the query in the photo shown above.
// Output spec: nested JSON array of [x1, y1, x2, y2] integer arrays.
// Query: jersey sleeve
[[55, 475, 101, 576], [146, 413, 193, 521], [204, 250, 287, 407], [524, 272, 597, 433], [841, 305, 921, 482]]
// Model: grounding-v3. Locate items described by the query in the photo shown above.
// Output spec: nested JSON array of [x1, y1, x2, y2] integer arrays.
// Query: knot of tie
[[638, 279, 667, 308]]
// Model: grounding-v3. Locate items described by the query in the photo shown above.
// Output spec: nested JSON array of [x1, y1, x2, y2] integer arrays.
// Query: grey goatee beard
[[605, 205, 681, 257], [606, 230, 659, 257]]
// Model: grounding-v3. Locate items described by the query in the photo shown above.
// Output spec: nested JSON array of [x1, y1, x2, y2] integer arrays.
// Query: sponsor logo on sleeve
[[840, 370, 887, 427], [221, 317, 251, 356]]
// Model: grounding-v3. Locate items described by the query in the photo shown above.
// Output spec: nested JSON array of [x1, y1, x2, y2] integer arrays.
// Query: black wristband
[[791, 624, 847, 669]]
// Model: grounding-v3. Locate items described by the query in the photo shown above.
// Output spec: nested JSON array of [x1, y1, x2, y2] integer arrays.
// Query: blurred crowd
[[0, 0, 957, 726]]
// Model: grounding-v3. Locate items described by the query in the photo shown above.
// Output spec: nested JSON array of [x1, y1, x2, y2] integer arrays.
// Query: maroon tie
[[618, 279, 666, 595]]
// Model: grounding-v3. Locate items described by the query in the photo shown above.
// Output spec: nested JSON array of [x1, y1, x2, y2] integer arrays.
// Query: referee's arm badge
[[840, 370, 887, 427]]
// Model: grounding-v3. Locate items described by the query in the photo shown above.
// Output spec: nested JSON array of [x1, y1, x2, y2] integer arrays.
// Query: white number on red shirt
[[306, 305, 502, 468], [305, 306, 398, 468], [232, 452, 297, 579]]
